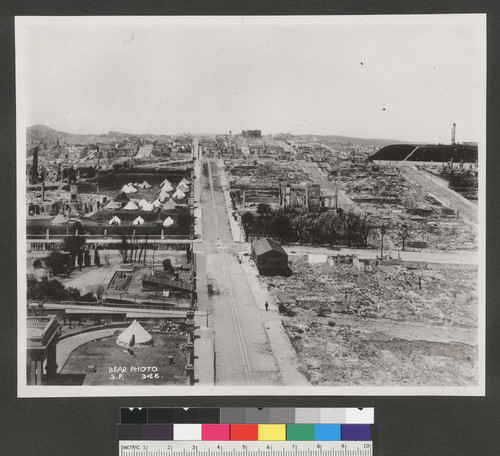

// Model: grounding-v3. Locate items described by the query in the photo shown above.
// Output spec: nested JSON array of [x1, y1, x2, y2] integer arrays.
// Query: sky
[[17, 15, 486, 143]]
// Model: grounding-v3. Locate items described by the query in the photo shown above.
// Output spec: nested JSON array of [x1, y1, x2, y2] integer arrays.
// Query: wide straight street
[[194, 159, 289, 386]]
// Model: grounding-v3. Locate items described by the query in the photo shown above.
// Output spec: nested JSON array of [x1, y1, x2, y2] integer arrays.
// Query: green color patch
[[286, 424, 315, 441]]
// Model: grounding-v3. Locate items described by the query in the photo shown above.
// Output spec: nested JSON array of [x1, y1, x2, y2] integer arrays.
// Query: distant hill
[[296, 135, 410, 147], [27, 125, 411, 147]]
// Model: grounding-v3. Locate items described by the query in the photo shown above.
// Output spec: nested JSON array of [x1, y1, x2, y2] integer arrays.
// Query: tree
[[94, 249, 101, 267], [399, 225, 410, 251], [84, 251, 91, 267], [357, 214, 375, 247], [60, 235, 86, 255], [77, 252, 84, 271], [272, 211, 293, 244], [162, 258, 173, 271], [43, 251, 72, 276], [257, 203, 272, 216]]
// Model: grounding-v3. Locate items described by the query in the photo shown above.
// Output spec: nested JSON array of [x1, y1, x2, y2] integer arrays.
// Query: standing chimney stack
[[451, 123, 456, 145]]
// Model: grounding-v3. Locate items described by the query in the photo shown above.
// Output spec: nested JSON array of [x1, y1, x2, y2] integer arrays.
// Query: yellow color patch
[[258, 424, 286, 441]]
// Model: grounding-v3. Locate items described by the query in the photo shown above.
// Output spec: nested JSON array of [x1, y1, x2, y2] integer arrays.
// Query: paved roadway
[[400, 166, 478, 224], [194, 160, 283, 386]]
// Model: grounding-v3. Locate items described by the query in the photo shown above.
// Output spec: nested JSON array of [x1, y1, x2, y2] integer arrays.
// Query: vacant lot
[[262, 257, 478, 386]]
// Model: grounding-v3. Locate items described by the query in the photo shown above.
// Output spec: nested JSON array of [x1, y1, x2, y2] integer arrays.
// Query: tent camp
[[176, 183, 189, 193], [172, 189, 186, 200], [180, 177, 190, 186], [121, 184, 137, 194], [109, 215, 121, 226], [51, 213, 67, 224], [123, 201, 139, 210], [104, 200, 121, 210], [138, 199, 148, 208], [132, 216, 145, 225], [163, 216, 174, 227], [152, 199, 162, 208], [116, 320, 152, 347]]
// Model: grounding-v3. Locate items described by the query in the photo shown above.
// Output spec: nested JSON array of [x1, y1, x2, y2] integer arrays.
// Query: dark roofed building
[[251, 238, 288, 275]]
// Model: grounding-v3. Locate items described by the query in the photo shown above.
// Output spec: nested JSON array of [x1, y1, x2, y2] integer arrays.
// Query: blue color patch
[[314, 424, 341, 441]]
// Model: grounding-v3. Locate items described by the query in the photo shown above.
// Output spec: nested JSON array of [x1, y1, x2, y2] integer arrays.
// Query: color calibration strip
[[121, 408, 374, 424], [117, 423, 371, 441]]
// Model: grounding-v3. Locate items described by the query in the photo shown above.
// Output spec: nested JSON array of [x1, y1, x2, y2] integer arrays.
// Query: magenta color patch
[[202, 424, 230, 440]]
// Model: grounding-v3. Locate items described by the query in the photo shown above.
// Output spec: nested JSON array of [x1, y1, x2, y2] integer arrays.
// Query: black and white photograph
[[16, 15, 486, 396]]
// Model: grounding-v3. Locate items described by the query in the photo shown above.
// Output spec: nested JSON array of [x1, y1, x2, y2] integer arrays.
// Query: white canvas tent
[[176, 183, 189, 193], [142, 202, 154, 211], [180, 177, 190, 186], [123, 201, 139, 210], [103, 200, 121, 210], [138, 199, 148, 208], [152, 199, 162, 208], [51, 213, 67, 224], [160, 178, 173, 188], [108, 215, 121, 226], [172, 189, 186, 200], [138, 180, 152, 189], [132, 216, 145, 225], [162, 199, 177, 210], [163, 216, 174, 227], [121, 184, 137, 194], [116, 320, 152, 347], [158, 191, 170, 203]]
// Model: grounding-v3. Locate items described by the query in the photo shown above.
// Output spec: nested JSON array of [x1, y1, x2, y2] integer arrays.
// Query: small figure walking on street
[[265, 301, 269, 311]]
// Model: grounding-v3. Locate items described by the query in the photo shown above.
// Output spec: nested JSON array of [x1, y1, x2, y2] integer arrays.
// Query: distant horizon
[[28, 123, 475, 145]]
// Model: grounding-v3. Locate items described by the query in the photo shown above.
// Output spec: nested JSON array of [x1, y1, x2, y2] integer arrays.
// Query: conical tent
[[152, 199, 162, 208], [51, 213, 67, 224], [104, 200, 121, 210], [172, 189, 186, 200], [180, 177, 190, 186], [162, 199, 177, 210], [138, 199, 148, 208], [123, 201, 139, 210], [109, 216, 121, 225], [176, 183, 189, 193], [140, 180, 152, 189], [160, 178, 172, 188], [163, 216, 174, 227], [142, 202, 154, 211], [132, 216, 145, 225], [121, 184, 137, 194], [116, 320, 152, 347]]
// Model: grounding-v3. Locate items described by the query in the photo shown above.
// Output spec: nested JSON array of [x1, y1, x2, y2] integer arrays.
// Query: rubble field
[[262, 257, 478, 386]]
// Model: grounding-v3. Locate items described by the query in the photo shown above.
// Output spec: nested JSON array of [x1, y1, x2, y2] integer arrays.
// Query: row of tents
[[108, 215, 175, 227], [120, 177, 191, 196], [103, 198, 178, 212]]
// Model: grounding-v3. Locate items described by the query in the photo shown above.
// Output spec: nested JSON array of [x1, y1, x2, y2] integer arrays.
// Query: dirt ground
[[262, 257, 479, 386]]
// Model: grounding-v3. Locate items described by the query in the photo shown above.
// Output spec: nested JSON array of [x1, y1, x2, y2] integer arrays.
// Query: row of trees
[[27, 275, 96, 302], [242, 205, 375, 247]]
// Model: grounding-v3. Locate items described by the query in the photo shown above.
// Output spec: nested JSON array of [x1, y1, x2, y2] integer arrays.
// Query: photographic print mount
[[16, 15, 486, 397]]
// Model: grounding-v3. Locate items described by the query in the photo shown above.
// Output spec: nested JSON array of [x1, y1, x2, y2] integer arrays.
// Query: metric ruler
[[119, 441, 373, 456]]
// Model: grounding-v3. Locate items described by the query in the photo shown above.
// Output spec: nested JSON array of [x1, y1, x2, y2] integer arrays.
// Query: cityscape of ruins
[[18, 16, 484, 394], [24, 125, 480, 389]]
